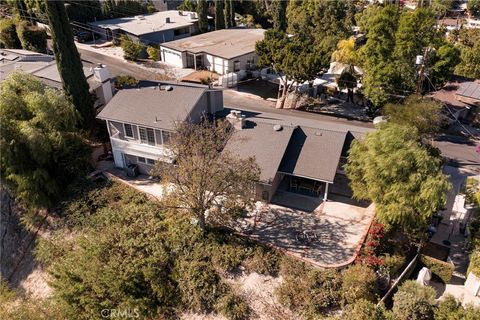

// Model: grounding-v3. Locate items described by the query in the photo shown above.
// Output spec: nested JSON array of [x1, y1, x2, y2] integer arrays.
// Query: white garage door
[[161, 48, 183, 68]]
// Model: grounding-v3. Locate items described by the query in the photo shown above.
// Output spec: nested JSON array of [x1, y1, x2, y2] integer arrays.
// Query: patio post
[[323, 182, 329, 201], [193, 54, 197, 70]]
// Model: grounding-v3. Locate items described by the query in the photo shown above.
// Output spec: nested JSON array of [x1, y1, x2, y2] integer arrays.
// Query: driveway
[[236, 197, 375, 268]]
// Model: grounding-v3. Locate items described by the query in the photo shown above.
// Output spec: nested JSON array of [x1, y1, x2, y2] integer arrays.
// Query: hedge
[[16, 21, 47, 53], [420, 254, 454, 283]]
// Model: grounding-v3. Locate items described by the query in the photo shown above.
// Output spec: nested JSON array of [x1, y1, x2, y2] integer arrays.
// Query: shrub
[[419, 255, 454, 283], [115, 74, 139, 89], [342, 264, 379, 305], [211, 244, 248, 274], [16, 21, 47, 53], [383, 253, 406, 277], [341, 299, 387, 320], [146, 46, 160, 60], [0, 18, 21, 49], [176, 259, 227, 312], [244, 246, 281, 276], [120, 35, 145, 60], [392, 280, 436, 320], [216, 291, 251, 320], [468, 250, 480, 278]]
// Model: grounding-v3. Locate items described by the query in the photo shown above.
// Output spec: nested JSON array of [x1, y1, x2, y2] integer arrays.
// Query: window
[[139, 127, 155, 145], [162, 131, 171, 145], [137, 156, 146, 163], [146, 158, 155, 165], [124, 123, 133, 138], [174, 27, 189, 36], [234, 60, 240, 72]]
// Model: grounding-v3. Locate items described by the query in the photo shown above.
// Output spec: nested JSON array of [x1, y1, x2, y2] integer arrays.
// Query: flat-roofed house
[[89, 10, 200, 45], [160, 28, 265, 74], [97, 81, 223, 174]]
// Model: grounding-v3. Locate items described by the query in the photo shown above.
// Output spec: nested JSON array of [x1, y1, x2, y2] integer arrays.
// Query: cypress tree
[[44, 0, 94, 129], [215, 0, 225, 30], [229, 0, 235, 27], [272, 0, 287, 32], [197, 0, 209, 33], [224, 0, 234, 28]]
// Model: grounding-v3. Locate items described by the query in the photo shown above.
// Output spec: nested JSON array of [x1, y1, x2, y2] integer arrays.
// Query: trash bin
[[126, 163, 139, 177]]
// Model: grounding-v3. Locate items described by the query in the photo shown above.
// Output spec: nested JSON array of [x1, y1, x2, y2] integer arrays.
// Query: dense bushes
[[0, 19, 21, 48], [16, 21, 47, 53], [114, 74, 139, 89], [419, 255, 454, 284], [120, 35, 145, 60], [147, 46, 160, 60], [244, 246, 281, 276], [392, 280, 437, 320], [341, 264, 378, 304], [216, 292, 252, 320]]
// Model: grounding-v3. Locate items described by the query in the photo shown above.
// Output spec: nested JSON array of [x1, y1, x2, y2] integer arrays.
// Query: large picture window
[[139, 127, 155, 145]]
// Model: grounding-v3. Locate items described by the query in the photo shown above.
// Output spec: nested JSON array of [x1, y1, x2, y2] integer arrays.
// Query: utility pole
[[416, 47, 430, 95]]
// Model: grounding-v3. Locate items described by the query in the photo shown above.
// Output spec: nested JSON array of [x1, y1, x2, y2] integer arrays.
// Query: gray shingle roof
[[457, 82, 480, 100], [223, 121, 294, 184], [278, 127, 347, 183], [97, 82, 206, 130]]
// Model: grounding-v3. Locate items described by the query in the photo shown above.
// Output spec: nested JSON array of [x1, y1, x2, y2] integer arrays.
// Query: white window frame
[[124, 123, 134, 138], [138, 126, 156, 146], [146, 158, 155, 165], [137, 156, 146, 163]]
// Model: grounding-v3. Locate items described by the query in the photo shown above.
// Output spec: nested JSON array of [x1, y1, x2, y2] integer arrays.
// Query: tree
[[337, 68, 358, 103], [455, 41, 480, 79], [331, 38, 358, 66], [429, 43, 460, 87], [215, 0, 225, 30], [44, 0, 95, 129], [256, 29, 322, 109], [383, 95, 444, 138], [224, 0, 235, 28], [146, 46, 160, 61], [151, 120, 260, 232], [271, 0, 287, 32], [197, 0, 209, 33], [0, 18, 21, 49], [341, 299, 387, 320], [345, 124, 451, 237], [16, 20, 47, 53], [435, 294, 480, 320], [392, 280, 436, 320], [341, 264, 378, 305], [47, 203, 176, 319], [120, 34, 145, 60], [0, 72, 90, 209], [467, 0, 480, 16]]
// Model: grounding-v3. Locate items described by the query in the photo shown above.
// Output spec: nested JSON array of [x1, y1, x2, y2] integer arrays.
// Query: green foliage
[[271, 0, 287, 32], [392, 280, 436, 320], [0, 72, 91, 209], [0, 18, 21, 48], [455, 41, 480, 79], [468, 250, 480, 277], [216, 291, 252, 320], [244, 246, 281, 276], [197, 0, 208, 33], [429, 43, 461, 86], [16, 21, 47, 53], [276, 257, 342, 317], [225, 0, 235, 28], [341, 299, 388, 320], [146, 45, 160, 60], [419, 255, 454, 283], [65, 0, 103, 23], [341, 264, 378, 305], [211, 243, 250, 274], [345, 124, 451, 236], [383, 95, 444, 138], [115, 74, 139, 89], [178, 0, 196, 12], [468, 0, 480, 16], [120, 34, 145, 61], [382, 253, 406, 277], [101, 0, 149, 19], [215, 0, 225, 30], [45, 1, 95, 129], [435, 294, 480, 320]]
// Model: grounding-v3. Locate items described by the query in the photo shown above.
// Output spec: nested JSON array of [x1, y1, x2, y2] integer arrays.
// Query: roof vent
[[165, 17, 171, 23], [273, 124, 283, 132], [315, 131, 322, 136], [165, 85, 173, 91]]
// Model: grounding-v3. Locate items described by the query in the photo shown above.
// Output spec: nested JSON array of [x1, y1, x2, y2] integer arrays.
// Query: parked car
[[74, 31, 100, 43]]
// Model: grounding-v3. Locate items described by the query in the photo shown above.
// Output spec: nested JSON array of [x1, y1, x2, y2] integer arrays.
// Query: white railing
[[110, 134, 174, 162]]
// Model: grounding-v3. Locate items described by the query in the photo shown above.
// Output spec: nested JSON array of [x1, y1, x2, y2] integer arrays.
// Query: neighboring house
[[97, 81, 223, 174], [222, 108, 372, 202], [430, 78, 480, 122], [89, 10, 200, 45], [160, 28, 265, 74], [152, 0, 182, 12], [0, 48, 113, 109]]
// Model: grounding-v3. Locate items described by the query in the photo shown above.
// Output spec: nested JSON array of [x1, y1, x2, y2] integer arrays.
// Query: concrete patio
[[237, 196, 375, 268]]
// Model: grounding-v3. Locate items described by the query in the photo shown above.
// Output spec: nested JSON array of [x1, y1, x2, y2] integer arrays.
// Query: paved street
[[77, 45, 479, 171]]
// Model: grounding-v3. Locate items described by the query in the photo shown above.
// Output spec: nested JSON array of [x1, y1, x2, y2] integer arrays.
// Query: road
[[77, 46, 479, 171]]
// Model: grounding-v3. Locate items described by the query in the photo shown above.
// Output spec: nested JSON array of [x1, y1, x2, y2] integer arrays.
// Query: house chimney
[[226, 110, 246, 130], [93, 64, 113, 104]]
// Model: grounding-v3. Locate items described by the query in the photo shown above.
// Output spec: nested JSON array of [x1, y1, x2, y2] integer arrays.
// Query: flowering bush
[[357, 221, 385, 267]]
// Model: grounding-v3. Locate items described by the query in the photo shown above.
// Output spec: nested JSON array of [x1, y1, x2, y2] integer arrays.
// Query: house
[[430, 78, 480, 122], [96, 81, 223, 174], [0, 48, 113, 109], [159, 28, 265, 74], [89, 10, 200, 45], [222, 108, 372, 202]]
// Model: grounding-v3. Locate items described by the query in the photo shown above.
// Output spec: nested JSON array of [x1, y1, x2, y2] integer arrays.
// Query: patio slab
[[237, 199, 375, 268]]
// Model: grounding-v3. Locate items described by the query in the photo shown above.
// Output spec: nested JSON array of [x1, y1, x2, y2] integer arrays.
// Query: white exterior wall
[[160, 46, 185, 67], [227, 52, 257, 73]]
